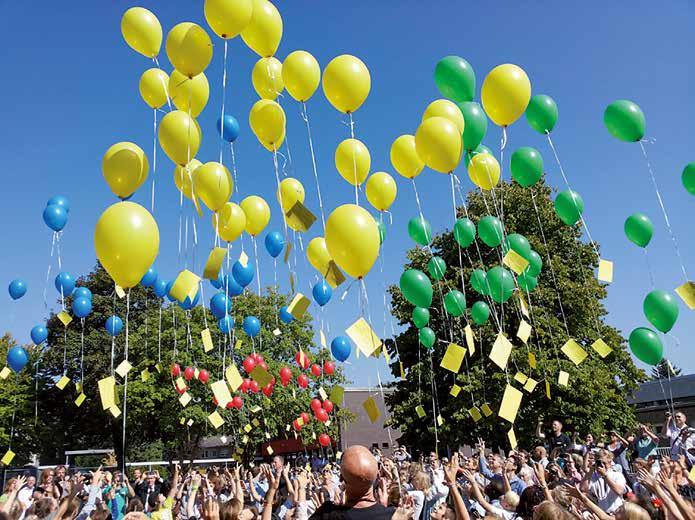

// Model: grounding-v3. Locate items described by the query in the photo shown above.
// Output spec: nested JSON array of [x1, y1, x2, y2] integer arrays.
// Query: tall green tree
[[385, 180, 644, 453]]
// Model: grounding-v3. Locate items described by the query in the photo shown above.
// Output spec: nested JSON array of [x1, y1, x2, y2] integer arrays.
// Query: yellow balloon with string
[[365, 172, 397, 211], [241, 0, 283, 58], [422, 99, 465, 135], [276, 177, 304, 212], [467, 152, 500, 190], [414, 116, 462, 173], [390, 135, 424, 180], [213, 202, 247, 242], [252, 57, 284, 100], [166, 22, 213, 78], [121, 7, 162, 58], [335, 138, 370, 186], [102, 142, 149, 199], [139, 68, 169, 109], [481, 64, 531, 127], [174, 159, 201, 200], [306, 237, 332, 275], [168, 70, 209, 117], [282, 50, 320, 102], [322, 55, 370, 113], [325, 204, 380, 279], [204, 0, 253, 39], [240, 195, 271, 236], [193, 162, 233, 212], [158, 111, 202, 166], [249, 99, 285, 149]]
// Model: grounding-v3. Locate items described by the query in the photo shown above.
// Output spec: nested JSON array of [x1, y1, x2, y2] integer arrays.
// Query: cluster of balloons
[[43, 195, 70, 232], [71, 286, 94, 319]]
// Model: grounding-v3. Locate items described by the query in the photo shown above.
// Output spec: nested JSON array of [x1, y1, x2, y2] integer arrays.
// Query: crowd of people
[[0, 411, 693, 520]]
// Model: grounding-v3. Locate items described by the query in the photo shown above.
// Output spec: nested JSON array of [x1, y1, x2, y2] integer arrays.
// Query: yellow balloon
[[252, 57, 284, 100], [165, 23, 213, 78], [423, 99, 465, 135], [94, 201, 160, 288], [121, 7, 162, 58], [276, 177, 305, 213], [260, 127, 285, 152], [467, 152, 500, 190], [240, 195, 271, 236], [214, 202, 247, 242], [390, 135, 424, 180], [204, 0, 253, 39], [282, 50, 320, 102], [365, 172, 397, 212], [174, 159, 202, 200], [249, 99, 285, 148], [335, 138, 370, 186], [158, 110, 201, 166], [306, 237, 332, 275], [139, 68, 170, 109], [322, 55, 370, 114], [168, 70, 209, 117], [481, 64, 531, 127], [102, 142, 149, 199], [414, 116, 462, 173], [241, 0, 283, 58], [193, 162, 233, 212], [325, 204, 379, 279]]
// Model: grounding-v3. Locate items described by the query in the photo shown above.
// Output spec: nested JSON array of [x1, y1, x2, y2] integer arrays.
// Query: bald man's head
[[341, 445, 378, 500]]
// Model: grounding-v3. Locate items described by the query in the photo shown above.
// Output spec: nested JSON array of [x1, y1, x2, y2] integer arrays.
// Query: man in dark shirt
[[536, 417, 571, 455]]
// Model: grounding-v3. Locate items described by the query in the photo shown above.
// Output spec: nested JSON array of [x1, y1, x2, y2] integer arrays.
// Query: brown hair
[[533, 501, 571, 520], [220, 498, 242, 520]]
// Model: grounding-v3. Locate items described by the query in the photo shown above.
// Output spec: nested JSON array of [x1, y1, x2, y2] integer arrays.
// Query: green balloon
[[503, 233, 532, 260], [470, 269, 489, 296], [554, 190, 584, 226], [377, 220, 386, 245], [525, 94, 558, 134], [471, 301, 490, 325], [444, 290, 466, 317], [643, 290, 679, 333], [629, 327, 663, 366], [510, 147, 543, 187], [486, 266, 514, 303], [464, 144, 493, 166], [458, 101, 487, 151], [681, 163, 695, 196], [454, 218, 476, 248], [412, 307, 430, 329], [624, 213, 653, 248], [399, 269, 433, 308], [478, 215, 504, 247], [517, 272, 538, 292], [525, 250, 543, 277], [604, 100, 646, 142], [408, 216, 432, 246], [419, 327, 436, 349], [434, 56, 475, 103], [428, 256, 447, 281]]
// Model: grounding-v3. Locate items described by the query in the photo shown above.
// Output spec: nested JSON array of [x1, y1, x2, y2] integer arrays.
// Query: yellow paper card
[[498, 384, 522, 423], [320, 330, 327, 348], [591, 338, 613, 358], [346, 318, 382, 357], [115, 284, 126, 299], [155, 363, 162, 373], [513, 372, 528, 385], [1, 450, 15, 466], [516, 320, 532, 344], [528, 352, 537, 369], [201, 329, 214, 352], [558, 371, 569, 386], [598, 259, 613, 283], [115, 360, 132, 378], [203, 247, 227, 280], [503, 250, 529, 275], [208, 411, 224, 429], [266, 446, 274, 455], [286, 201, 317, 232], [468, 407, 482, 422], [440, 343, 466, 373], [250, 405, 262, 414], [75, 393, 86, 407], [481, 403, 493, 417], [464, 325, 475, 356], [545, 380, 551, 399], [0, 367, 10, 380], [319, 387, 328, 401], [109, 405, 122, 418], [234, 339, 242, 350], [170, 270, 201, 303], [508, 428, 518, 449], [325, 261, 346, 288], [329, 386, 345, 406], [140, 369, 150, 382], [210, 380, 232, 408], [450, 384, 462, 397], [297, 417, 304, 427], [251, 418, 260, 427], [561, 339, 588, 366], [437, 415, 444, 426], [489, 332, 513, 370], [98, 376, 116, 410], [56, 375, 70, 390], [187, 418, 194, 427], [57, 311, 73, 327], [523, 378, 538, 393], [363, 397, 380, 423], [175, 377, 187, 391], [244, 424, 252, 433], [179, 392, 192, 407], [675, 281, 695, 309], [239, 251, 249, 268], [415, 405, 426, 418], [283, 242, 292, 263], [399, 362, 405, 379], [287, 293, 311, 319], [272, 328, 281, 336], [250, 366, 273, 388], [76, 381, 83, 394], [518, 292, 530, 318]]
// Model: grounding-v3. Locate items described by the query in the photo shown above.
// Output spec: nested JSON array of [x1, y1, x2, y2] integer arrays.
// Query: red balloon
[[242, 356, 257, 374], [176, 386, 187, 395], [240, 379, 251, 393], [323, 361, 335, 376], [171, 363, 181, 377], [300, 411, 310, 424], [315, 408, 329, 422], [262, 383, 273, 397], [198, 369, 210, 384], [249, 380, 260, 393], [279, 366, 292, 380], [297, 374, 309, 388], [293, 419, 302, 431], [319, 433, 331, 447], [322, 399, 334, 413], [258, 361, 268, 371], [311, 364, 322, 377], [232, 396, 243, 409], [254, 353, 264, 363], [226, 399, 234, 409], [295, 351, 310, 370], [184, 366, 195, 381], [310, 398, 322, 412]]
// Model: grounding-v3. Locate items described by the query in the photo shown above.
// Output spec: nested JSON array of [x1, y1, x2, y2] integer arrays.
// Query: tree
[[651, 359, 681, 380], [385, 179, 645, 453]]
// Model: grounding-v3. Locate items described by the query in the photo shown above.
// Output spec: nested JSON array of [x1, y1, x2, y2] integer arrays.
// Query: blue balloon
[[218, 315, 234, 334], [8, 279, 27, 300], [279, 306, 294, 324], [43, 205, 68, 232], [232, 261, 254, 288], [72, 297, 92, 318], [224, 275, 244, 297], [165, 280, 176, 302], [211, 273, 223, 289], [217, 115, 240, 143], [264, 231, 285, 258], [105, 316, 123, 336], [210, 292, 231, 319], [7, 346, 29, 373], [331, 336, 352, 362], [153, 278, 168, 298], [179, 290, 200, 310], [73, 287, 92, 300], [312, 279, 332, 306], [140, 268, 157, 287], [243, 316, 261, 337], [54, 272, 75, 296], [30, 325, 48, 345], [47, 195, 70, 213]]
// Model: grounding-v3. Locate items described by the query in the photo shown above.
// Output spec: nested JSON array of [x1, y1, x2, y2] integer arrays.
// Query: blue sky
[[1, 1, 693, 388]]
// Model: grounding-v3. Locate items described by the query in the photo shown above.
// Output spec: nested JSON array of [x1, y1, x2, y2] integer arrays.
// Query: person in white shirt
[[16, 475, 35, 511], [580, 449, 626, 514]]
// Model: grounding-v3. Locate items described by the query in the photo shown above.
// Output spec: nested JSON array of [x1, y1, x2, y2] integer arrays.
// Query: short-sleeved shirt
[[634, 437, 657, 459], [588, 466, 626, 514], [309, 501, 394, 519], [547, 433, 571, 453]]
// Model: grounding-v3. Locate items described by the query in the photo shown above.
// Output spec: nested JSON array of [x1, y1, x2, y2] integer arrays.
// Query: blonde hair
[[621, 503, 650, 520], [533, 501, 571, 520], [503, 491, 519, 509], [411, 471, 431, 492]]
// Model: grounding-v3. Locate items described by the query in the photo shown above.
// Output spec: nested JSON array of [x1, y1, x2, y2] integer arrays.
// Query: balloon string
[[301, 102, 326, 232], [449, 174, 467, 302], [229, 143, 247, 253], [428, 351, 439, 453], [198, 280, 209, 330], [219, 40, 229, 165], [122, 289, 130, 474], [348, 113, 359, 205], [43, 232, 56, 310], [643, 248, 656, 288], [272, 147, 290, 240], [253, 236, 261, 297], [151, 109, 157, 213], [172, 304, 177, 358], [638, 140, 689, 280], [111, 291, 116, 375], [80, 319, 85, 383], [62, 327, 67, 375], [152, 56, 172, 111], [276, 95, 293, 176], [158, 301, 163, 363]]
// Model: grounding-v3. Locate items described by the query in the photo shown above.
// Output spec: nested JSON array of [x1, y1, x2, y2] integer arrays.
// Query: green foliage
[[385, 180, 645, 452]]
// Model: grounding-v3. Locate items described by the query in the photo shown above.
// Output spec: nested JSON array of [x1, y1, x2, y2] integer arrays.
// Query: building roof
[[629, 374, 695, 404]]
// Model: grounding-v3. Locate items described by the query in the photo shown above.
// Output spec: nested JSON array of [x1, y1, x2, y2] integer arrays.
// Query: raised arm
[[562, 484, 612, 520], [532, 462, 553, 503], [462, 469, 497, 516], [168, 464, 181, 501], [187, 473, 201, 519], [444, 454, 470, 520], [261, 467, 280, 520], [536, 419, 546, 440], [1, 475, 26, 514], [661, 414, 672, 439]]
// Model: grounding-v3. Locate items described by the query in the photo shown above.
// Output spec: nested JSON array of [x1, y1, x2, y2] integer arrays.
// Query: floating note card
[[170, 270, 201, 303], [363, 397, 380, 423], [251, 418, 260, 428], [591, 338, 613, 358], [201, 329, 213, 352], [250, 366, 273, 388], [437, 415, 444, 426], [210, 380, 232, 408], [346, 318, 382, 357], [208, 411, 224, 429], [179, 392, 191, 407], [286, 201, 317, 232], [325, 261, 346, 288], [272, 328, 281, 336], [513, 372, 528, 385], [528, 352, 537, 370], [508, 428, 518, 450], [464, 325, 475, 356], [481, 403, 493, 417], [250, 405, 262, 414], [498, 384, 522, 423], [440, 343, 466, 373], [154, 363, 162, 373], [75, 393, 86, 407], [320, 330, 327, 348], [194, 368, 200, 380], [518, 292, 530, 318], [675, 281, 695, 309], [187, 418, 194, 427], [558, 371, 569, 386], [234, 339, 242, 350], [115, 285, 126, 299], [415, 405, 426, 418], [244, 424, 252, 433], [489, 333, 513, 370], [598, 259, 613, 283], [266, 446, 274, 455], [523, 378, 538, 393], [318, 387, 328, 400], [239, 251, 249, 268], [109, 405, 122, 418], [226, 365, 243, 391], [140, 369, 150, 382], [517, 320, 532, 344], [57, 311, 72, 327], [329, 385, 345, 406], [561, 339, 588, 366], [503, 250, 529, 275], [468, 407, 482, 422], [98, 376, 116, 410], [175, 377, 187, 391], [1, 450, 15, 466], [0, 367, 10, 380], [545, 380, 551, 399], [56, 376, 70, 390], [115, 360, 132, 378], [287, 293, 311, 319], [399, 362, 405, 379], [283, 242, 292, 263], [450, 384, 462, 397], [203, 247, 227, 280]]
